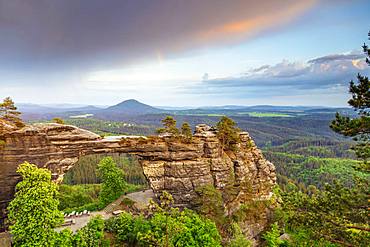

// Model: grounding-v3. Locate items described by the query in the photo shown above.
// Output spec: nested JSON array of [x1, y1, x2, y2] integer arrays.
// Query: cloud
[[308, 53, 365, 64], [202, 73, 209, 81], [184, 52, 369, 98], [0, 0, 317, 71]]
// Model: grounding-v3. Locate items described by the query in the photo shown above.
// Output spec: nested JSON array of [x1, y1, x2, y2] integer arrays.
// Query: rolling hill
[[101, 99, 162, 115]]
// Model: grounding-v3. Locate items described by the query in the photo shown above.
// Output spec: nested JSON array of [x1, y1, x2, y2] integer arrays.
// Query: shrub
[[262, 223, 287, 247], [106, 192, 222, 247], [74, 216, 106, 247], [228, 223, 251, 247], [58, 184, 101, 211]]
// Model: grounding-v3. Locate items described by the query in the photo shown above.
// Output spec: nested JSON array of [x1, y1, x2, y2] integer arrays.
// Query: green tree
[[181, 122, 193, 142], [97, 157, 127, 206], [157, 116, 179, 136], [194, 185, 226, 228], [7, 162, 63, 247], [216, 116, 240, 151], [105, 211, 138, 244], [262, 223, 286, 247], [0, 97, 24, 128], [53, 117, 65, 124], [331, 31, 370, 166], [364, 30, 370, 66], [170, 209, 222, 247], [228, 223, 251, 247], [73, 216, 107, 247]]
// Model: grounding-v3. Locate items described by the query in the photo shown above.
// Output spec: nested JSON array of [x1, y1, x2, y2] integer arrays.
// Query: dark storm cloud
[[187, 52, 369, 97], [0, 0, 317, 71]]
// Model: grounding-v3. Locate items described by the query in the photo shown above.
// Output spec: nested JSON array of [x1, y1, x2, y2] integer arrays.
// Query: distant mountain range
[[17, 99, 352, 121], [17, 104, 102, 114]]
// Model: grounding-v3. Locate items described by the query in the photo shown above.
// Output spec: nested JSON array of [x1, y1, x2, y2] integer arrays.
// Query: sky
[[0, 0, 369, 107]]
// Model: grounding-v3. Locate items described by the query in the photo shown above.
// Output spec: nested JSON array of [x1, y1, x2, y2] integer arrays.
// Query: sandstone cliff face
[[0, 123, 276, 238]]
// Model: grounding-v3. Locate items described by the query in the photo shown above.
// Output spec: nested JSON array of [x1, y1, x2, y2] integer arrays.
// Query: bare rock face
[[0, 123, 276, 238], [0, 119, 17, 134]]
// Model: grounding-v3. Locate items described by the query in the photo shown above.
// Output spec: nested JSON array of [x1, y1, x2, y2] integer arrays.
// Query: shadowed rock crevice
[[0, 123, 276, 237]]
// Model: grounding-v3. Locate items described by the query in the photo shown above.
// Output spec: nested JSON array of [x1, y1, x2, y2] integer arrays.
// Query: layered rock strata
[[0, 123, 276, 238]]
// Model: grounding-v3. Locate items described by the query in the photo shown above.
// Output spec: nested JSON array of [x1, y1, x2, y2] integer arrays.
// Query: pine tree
[[157, 116, 179, 136], [216, 116, 240, 151], [330, 31, 370, 166], [0, 97, 24, 128], [52, 117, 65, 124], [181, 122, 192, 142]]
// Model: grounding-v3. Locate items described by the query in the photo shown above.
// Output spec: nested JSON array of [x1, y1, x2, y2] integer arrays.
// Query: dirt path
[[56, 189, 155, 233]]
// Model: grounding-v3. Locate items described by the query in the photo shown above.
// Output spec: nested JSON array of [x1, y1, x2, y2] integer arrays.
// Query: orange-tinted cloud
[[197, 0, 317, 44], [0, 0, 318, 70]]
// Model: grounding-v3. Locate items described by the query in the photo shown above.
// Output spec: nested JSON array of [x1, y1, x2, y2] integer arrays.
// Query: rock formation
[[0, 122, 276, 238]]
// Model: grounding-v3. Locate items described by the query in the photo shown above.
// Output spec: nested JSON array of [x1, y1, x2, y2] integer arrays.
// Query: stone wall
[[0, 123, 276, 238]]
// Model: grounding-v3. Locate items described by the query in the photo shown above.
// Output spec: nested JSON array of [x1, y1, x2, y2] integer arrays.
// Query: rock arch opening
[[63, 153, 148, 187], [58, 152, 154, 215]]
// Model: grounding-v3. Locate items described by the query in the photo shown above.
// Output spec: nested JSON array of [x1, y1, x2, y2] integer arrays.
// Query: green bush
[[228, 223, 251, 247], [73, 216, 106, 247], [54, 229, 74, 247], [262, 223, 286, 247], [106, 193, 222, 247], [58, 184, 101, 211], [105, 211, 149, 244]]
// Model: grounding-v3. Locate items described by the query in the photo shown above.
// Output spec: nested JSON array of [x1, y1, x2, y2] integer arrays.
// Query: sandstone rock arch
[[0, 123, 276, 236]]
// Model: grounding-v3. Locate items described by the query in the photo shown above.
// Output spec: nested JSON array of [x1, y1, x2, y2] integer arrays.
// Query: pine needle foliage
[[331, 31, 370, 165]]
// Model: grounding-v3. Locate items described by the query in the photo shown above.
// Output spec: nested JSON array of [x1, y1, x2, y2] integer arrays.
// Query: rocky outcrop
[[0, 123, 276, 238]]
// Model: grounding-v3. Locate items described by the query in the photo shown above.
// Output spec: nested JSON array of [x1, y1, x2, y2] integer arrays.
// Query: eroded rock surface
[[0, 123, 276, 238]]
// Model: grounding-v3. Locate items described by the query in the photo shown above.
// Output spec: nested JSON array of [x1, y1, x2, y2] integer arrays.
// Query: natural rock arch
[[0, 123, 276, 237]]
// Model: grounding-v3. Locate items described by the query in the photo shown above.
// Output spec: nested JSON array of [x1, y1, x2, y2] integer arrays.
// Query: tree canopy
[[97, 157, 128, 205], [52, 117, 65, 124], [216, 116, 240, 151], [181, 122, 192, 142], [157, 116, 180, 136], [7, 162, 63, 247], [280, 181, 370, 246]]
